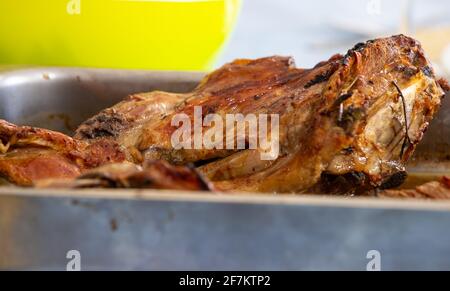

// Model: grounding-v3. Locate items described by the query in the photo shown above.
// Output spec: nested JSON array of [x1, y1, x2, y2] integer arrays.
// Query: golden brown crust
[[0, 119, 126, 185], [0, 35, 447, 194], [210, 35, 446, 193], [0, 149, 82, 186], [138, 55, 341, 164], [36, 160, 214, 191]]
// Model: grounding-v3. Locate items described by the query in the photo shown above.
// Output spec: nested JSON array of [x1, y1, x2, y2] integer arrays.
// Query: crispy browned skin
[[74, 56, 298, 163], [36, 160, 214, 191], [0, 35, 447, 194], [74, 91, 188, 163], [379, 177, 450, 200], [76, 35, 444, 193], [0, 120, 126, 186], [204, 35, 446, 193]]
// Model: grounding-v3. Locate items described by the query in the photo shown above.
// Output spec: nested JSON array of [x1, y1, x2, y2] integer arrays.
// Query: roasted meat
[[0, 35, 447, 194], [35, 160, 214, 191], [0, 119, 126, 186], [379, 176, 450, 200]]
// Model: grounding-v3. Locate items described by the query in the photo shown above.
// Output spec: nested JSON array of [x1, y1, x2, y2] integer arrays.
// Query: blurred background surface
[[221, 0, 450, 76], [0, 0, 449, 74]]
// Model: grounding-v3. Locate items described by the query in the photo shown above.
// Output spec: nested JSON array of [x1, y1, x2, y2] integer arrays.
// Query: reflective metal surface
[[0, 67, 449, 270], [0, 67, 203, 134]]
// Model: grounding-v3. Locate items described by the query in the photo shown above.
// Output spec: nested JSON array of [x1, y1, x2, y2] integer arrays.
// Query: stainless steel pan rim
[[2, 187, 450, 212]]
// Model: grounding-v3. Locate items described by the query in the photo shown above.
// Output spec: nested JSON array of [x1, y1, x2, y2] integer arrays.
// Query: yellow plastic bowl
[[0, 0, 241, 70]]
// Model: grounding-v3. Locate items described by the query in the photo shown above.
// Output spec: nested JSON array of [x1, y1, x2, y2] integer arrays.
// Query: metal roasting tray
[[0, 67, 450, 271]]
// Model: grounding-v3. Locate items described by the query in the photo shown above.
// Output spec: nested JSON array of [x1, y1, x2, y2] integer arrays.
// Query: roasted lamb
[[0, 35, 448, 195]]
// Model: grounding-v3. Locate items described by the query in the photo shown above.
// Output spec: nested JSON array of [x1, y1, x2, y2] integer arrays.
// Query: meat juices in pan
[[0, 35, 448, 195]]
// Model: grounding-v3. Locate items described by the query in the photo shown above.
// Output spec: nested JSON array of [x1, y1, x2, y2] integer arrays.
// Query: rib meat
[[0, 35, 447, 194]]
